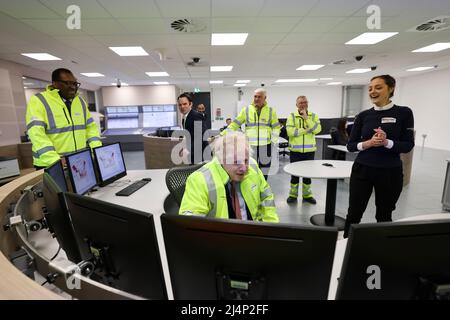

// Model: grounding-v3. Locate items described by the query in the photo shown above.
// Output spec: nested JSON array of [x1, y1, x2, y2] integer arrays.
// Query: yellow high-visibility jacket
[[26, 85, 102, 167], [224, 103, 280, 146], [286, 110, 321, 153], [179, 157, 279, 222]]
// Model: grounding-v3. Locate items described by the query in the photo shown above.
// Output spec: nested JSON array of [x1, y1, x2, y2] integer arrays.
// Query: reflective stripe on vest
[[46, 124, 86, 134], [86, 117, 94, 125], [249, 137, 270, 142], [260, 188, 273, 199], [32, 145, 55, 158], [261, 199, 275, 208], [289, 144, 316, 149], [87, 137, 101, 144], [307, 113, 317, 133], [79, 98, 87, 123], [35, 93, 56, 130], [267, 107, 273, 124], [27, 120, 46, 131], [233, 119, 242, 126], [199, 167, 218, 218]]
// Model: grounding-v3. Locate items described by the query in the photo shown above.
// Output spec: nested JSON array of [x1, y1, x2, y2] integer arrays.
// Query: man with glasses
[[26, 68, 102, 168]]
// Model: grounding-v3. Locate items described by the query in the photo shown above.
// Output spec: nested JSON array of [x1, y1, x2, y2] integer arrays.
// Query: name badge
[[75, 112, 82, 117], [381, 117, 396, 124]]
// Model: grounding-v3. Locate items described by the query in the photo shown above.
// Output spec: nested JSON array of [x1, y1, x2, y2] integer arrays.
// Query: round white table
[[284, 160, 354, 230]]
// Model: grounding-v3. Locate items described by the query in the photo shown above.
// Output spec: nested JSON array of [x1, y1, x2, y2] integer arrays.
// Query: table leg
[[310, 178, 346, 230]]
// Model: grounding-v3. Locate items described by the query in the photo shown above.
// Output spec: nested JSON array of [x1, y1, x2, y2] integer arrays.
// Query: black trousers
[[289, 151, 315, 185], [344, 162, 403, 238], [252, 144, 272, 180]]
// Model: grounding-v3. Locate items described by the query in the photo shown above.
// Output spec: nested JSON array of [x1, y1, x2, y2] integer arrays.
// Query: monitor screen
[[336, 220, 450, 300], [161, 214, 338, 300], [64, 192, 168, 300], [93, 143, 127, 186], [45, 160, 68, 192], [42, 172, 83, 263], [66, 149, 97, 195]]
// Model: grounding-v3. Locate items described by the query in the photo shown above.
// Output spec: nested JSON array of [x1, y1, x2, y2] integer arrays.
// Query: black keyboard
[[115, 179, 150, 196]]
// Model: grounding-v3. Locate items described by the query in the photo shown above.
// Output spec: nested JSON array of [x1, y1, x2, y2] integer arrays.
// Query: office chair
[[278, 141, 289, 158], [165, 162, 206, 207]]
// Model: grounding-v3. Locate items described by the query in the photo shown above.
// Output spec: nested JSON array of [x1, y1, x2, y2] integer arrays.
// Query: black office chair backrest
[[165, 162, 206, 207]]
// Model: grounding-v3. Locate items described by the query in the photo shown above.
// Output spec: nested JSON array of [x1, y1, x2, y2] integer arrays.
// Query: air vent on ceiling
[[171, 18, 206, 33], [410, 16, 450, 32]]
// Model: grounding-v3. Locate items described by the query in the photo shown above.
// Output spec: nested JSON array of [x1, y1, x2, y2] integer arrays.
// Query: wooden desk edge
[[0, 170, 63, 300]]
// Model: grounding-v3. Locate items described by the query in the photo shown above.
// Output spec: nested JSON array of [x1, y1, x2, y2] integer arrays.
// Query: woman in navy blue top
[[344, 75, 415, 238]]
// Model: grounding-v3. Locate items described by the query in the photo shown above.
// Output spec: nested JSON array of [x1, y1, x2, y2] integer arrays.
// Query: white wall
[[102, 85, 178, 107], [395, 68, 450, 151], [0, 68, 20, 145], [210, 86, 342, 129]]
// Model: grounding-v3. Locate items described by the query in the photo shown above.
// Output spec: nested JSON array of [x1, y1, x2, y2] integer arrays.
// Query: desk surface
[[328, 145, 352, 153], [284, 160, 353, 179], [316, 134, 331, 139]]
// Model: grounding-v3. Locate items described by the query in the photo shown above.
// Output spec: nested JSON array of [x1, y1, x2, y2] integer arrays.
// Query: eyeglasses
[[56, 80, 81, 87]]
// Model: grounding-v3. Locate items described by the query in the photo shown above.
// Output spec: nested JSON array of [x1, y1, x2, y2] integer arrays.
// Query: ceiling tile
[[212, 0, 266, 17], [20, 19, 85, 36], [155, 0, 211, 17], [117, 18, 169, 34], [211, 18, 256, 33], [40, 0, 112, 18], [280, 32, 325, 45], [0, 1, 61, 19], [251, 17, 302, 33], [259, 0, 318, 17], [307, 0, 371, 17], [82, 19, 130, 36], [98, 0, 161, 18], [291, 17, 347, 33]]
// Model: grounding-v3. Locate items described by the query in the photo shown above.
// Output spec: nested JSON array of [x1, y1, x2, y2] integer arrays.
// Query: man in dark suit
[[177, 93, 207, 164]]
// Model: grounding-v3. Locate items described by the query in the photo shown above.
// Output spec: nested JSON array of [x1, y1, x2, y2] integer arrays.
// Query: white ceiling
[[1, 0, 450, 91]]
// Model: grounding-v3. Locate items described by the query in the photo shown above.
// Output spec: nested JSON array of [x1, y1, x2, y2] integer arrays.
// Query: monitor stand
[[215, 269, 266, 300]]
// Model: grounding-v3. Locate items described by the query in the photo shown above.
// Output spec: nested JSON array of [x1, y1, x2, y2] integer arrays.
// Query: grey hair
[[254, 88, 267, 97], [212, 131, 252, 164]]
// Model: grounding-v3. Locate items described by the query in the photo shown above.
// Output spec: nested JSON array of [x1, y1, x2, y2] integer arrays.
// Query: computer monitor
[[42, 166, 83, 263], [93, 142, 126, 186], [161, 214, 338, 300], [44, 160, 68, 192], [336, 220, 450, 300], [66, 149, 97, 195], [64, 192, 168, 300]]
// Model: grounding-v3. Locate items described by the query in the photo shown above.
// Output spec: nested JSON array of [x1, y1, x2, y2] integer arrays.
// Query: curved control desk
[[0, 169, 174, 300], [0, 170, 61, 299]]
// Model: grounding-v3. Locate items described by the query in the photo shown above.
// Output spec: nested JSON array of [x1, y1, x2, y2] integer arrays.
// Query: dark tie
[[182, 117, 185, 129], [230, 182, 242, 220], [64, 99, 72, 113]]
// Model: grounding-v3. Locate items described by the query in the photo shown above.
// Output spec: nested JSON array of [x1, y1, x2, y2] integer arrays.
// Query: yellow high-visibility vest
[[26, 85, 102, 167]]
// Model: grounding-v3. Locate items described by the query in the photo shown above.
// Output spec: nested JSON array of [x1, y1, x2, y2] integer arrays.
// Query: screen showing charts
[[142, 105, 176, 128], [66, 149, 97, 195], [106, 106, 139, 129], [94, 143, 126, 184]]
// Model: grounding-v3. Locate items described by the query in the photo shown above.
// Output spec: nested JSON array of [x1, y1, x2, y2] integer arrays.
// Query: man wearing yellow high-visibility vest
[[180, 131, 279, 222], [286, 96, 322, 204], [26, 68, 102, 169], [223, 88, 280, 180]]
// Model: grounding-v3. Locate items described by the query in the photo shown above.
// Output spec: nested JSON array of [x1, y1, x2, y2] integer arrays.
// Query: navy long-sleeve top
[[347, 104, 415, 168]]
